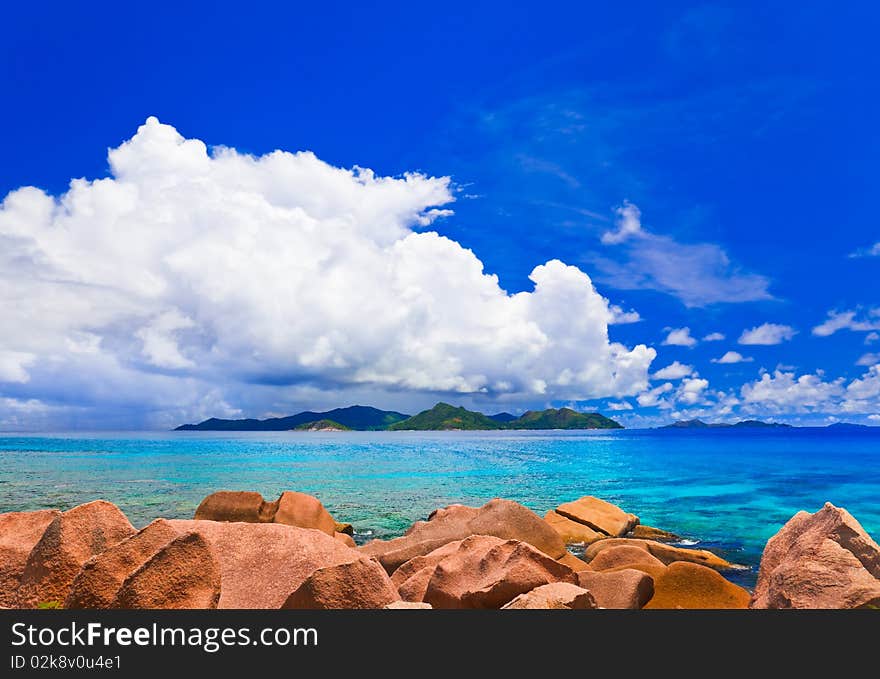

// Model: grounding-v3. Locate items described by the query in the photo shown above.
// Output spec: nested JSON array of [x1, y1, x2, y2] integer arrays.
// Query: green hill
[[388, 403, 505, 430], [292, 419, 351, 431], [508, 407, 622, 430]]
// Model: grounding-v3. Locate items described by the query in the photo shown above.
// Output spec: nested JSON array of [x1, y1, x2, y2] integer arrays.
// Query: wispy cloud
[[594, 202, 772, 307], [702, 332, 725, 341], [848, 242, 880, 258], [812, 309, 880, 337], [515, 153, 581, 189]]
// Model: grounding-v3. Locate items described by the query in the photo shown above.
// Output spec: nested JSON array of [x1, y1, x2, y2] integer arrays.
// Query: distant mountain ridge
[[488, 412, 518, 423], [388, 403, 622, 431], [512, 407, 623, 430], [388, 403, 503, 430], [175, 405, 409, 431], [662, 418, 791, 429], [825, 422, 872, 430], [177, 403, 622, 431]]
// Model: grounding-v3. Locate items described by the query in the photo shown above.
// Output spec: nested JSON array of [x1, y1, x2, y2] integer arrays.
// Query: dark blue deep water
[[2, 428, 878, 588]]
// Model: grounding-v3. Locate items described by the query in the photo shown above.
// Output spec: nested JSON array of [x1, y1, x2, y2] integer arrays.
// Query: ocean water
[[1, 428, 878, 588]]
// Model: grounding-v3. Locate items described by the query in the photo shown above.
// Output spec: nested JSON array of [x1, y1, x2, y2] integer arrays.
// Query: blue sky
[[1, 1, 879, 428]]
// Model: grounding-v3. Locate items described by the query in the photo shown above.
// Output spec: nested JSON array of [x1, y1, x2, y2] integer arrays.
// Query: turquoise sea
[[1, 428, 878, 588]]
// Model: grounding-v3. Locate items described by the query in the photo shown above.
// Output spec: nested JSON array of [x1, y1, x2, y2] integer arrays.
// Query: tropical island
[[175, 403, 623, 431]]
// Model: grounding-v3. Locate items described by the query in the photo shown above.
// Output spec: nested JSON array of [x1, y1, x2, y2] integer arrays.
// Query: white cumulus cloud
[[738, 323, 796, 345], [637, 382, 674, 407], [662, 327, 697, 347], [712, 351, 753, 364], [741, 370, 845, 412], [733, 363, 880, 420], [677, 376, 709, 405], [702, 332, 725, 341], [608, 305, 641, 324], [0, 117, 656, 427], [651, 361, 693, 380]]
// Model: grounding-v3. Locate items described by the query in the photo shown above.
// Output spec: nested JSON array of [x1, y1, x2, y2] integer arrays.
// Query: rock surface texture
[[194, 490, 337, 535], [502, 582, 597, 609], [644, 562, 750, 609], [584, 538, 732, 570], [554, 496, 639, 537], [576, 568, 655, 609], [395, 535, 576, 609], [282, 558, 400, 609], [111, 532, 221, 609], [361, 499, 566, 573], [66, 519, 180, 609], [17, 501, 135, 608], [0, 510, 61, 607], [750, 502, 880, 609], [164, 520, 361, 609]]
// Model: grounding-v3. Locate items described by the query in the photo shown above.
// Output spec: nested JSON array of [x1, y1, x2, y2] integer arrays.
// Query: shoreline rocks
[[396, 535, 577, 609], [544, 510, 606, 545], [194, 490, 337, 535], [2, 494, 877, 610], [576, 569, 654, 609], [555, 496, 639, 537], [584, 538, 734, 571], [644, 562, 751, 609]]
